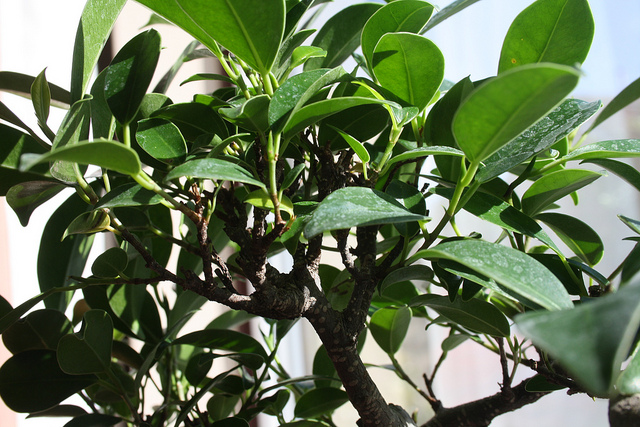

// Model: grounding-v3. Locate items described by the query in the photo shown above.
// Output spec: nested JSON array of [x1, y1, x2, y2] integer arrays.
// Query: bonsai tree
[[2, 0, 640, 425]]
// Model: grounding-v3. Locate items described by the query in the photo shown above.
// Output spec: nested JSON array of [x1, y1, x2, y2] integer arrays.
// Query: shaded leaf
[[50, 98, 92, 183], [380, 265, 434, 293], [582, 158, 640, 193], [6, 181, 66, 226], [136, 118, 187, 165], [294, 387, 349, 418], [521, 169, 603, 215], [97, 183, 164, 208], [91, 247, 129, 278], [369, 306, 412, 354], [219, 95, 271, 133], [62, 209, 110, 240], [57, 310, 113, 374], [2, 309, 72, 354], [0, 71, 70, 107], [536, 212, 603, 265], [173, 329, 268, 361], [64, 414, 122, 427]]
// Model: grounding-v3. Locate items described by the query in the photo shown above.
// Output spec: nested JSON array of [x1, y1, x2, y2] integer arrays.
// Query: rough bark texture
[[609, 394, 640, 427]]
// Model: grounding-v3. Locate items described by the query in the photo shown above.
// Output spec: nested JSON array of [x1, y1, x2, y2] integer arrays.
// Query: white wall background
[[1, 1, 639, 426]]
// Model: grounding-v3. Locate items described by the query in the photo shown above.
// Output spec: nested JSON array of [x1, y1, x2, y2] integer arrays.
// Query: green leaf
[[411, 239, 572, 310], [582, 158, 640, 193], [422, 0, 481, 32], [516, 281, 640, 397], [290, 46, 327, 70], [64, 414, 122, 427], [521, 169, 604, 215], [434, 188, 560, 252], [0, 71, 70, 107], [31, 68, 51, 133], [70, 0, 127, 102], [57, 310, 113, 374], [6, 181, 66, 226], [244, 189, 294, 216], [385, 146, 465, 168], [62, 209, 110, 240], [617, 344, 640, 395], [498, 0, 594, 73], [361, 0, 434, 71], [136, 118, 187, 165], [91, 247, 129, 278], [330, 126, 370, 163], [152, 102, 229, 141], [283, 96, 402, 139], [477, 99, 601, 182], [269, 67, 349, 130], [304, 3, 382, 70], [155, 40, 200, 94], [90, 69, 117, 140], [369, 306, 412, 354], [294, 387, 349, 418], [380, 265, 434, 293], [588, 76, 640, 132], [97, 183, 164, 208], [173, 329, 268, 361], [303, 187, 428, 238], [137, 0, 285, 75], [210, 418, 250, 427], [50, 98, 92, 183], [410, 295, 510, 337], [165, 158, 265, 190], [453, 64, 580, 164], [563, 139, 640, 162], [0, 350, 96, 413], [372, 32, 444, 111], [105, 29, 161, 124], [2, 309, 72, 354], [21, 141, 142, 176], [536, 212, 603, 266], [219, 95, 271, 133]]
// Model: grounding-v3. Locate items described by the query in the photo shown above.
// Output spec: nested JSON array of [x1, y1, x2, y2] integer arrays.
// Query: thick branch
[[422, 378, 548, 427]]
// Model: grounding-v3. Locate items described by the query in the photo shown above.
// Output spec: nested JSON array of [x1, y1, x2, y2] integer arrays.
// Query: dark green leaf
[[453, 64, 580, 164], [219, 95, 271, 133], [622, 243, 640, 284], [411, 295, 510, 337], [588, 76, 640, 132], [294, 387, 349, 418], [152, 102, 228, 140], [305, 3, 382, 70], [50, 98, 92, 183], [91, 247, 129, 278], [211, 418, 250, 427], [372, 33, 444, 111], [380, 265, 434, 293], [521, 169, 603, 215], [411, 239, 572, 310], [57, 310, 113, 374], [477, 99, 601, 182], [0, 350, 96, 413], [304, 187, 428, 238], [70, 0, 127, 102], [498, 0, 594, 73], [2, 309, 72, 354], [516, 281, 640, 397], [173, 329, 268, 361], [165, 158, 265, 190], [105, 29, 161, 124], [97, 183, 164, 208], [0, 71, 70, 107], [6, 181, 66, 226], [31, 68, 51, 132], [167, 290, 208, 330], [617, 344, 640, 395], [21, 140, 142, 176], [369, 306, 412, 354], [90, 69, 117, 140], [136, 118, 187, 165], [361, 0, 434, 71], [536, 212, 603, 265], [582, 158, 640, 192], [64, 414, 122, 427], [62, 209, 110, 240]]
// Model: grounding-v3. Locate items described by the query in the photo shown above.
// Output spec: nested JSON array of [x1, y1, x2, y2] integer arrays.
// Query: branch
[[422, 378, 548, 427]]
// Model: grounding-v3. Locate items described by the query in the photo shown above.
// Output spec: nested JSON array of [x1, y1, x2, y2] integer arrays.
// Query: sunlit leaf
[[521, 169, 603, 215], [536, 212, 603, 265], [164, 158, 265, 189]]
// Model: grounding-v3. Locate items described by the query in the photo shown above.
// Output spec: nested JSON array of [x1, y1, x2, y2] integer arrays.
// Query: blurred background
[[1, 1, 639, 425]]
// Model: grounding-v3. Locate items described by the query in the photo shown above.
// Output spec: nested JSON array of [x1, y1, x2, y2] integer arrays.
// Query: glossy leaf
[[304, 187, 428, 238], [173, 329, 268, 361], [521, 169, 604, 215], [516, 282, 640, 397], [105, 29, 161, 124], [410, 295, 510, 337], [453, 64, 580, 163], [498, 0, 594, 73], [70, 0, 127, 102], [31, 68, 51, 132], [290, 46, 327, 70], [21, 140, 142, 177], [372, 32, 444, 111], [369, 306, 412, 354], [385, 146, 464, 168], [2, 309, 72, 354], [0, 350, 96, 413], [563, 139, 640, 162], [411, 239, 572, 310], [434, 188, 560, 252], [588, 76, 640, 132], [165, 158, 265, 189], [380, 265, 434, 293], [294, 387, 349, 418], [244, 189, 294, 216], [536, 212, 603, 265], [330, 126, 370, 163], [136, 118, 187, 165], [477, 99, 601, 182], [57, 310, 113, 374], [62, 209, 110, 240], [219, 95, 271, 133], [97, 183, 164, 208], [137, 0, 285, 75], [50, 98, 92, 183], [91, 247, 129, 278], [152, 102, 229, 140], [0, 125, 50, 195], [361, 0, 434, 71], [6, 181, 66, 226], [305, 3, 382, 70]]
